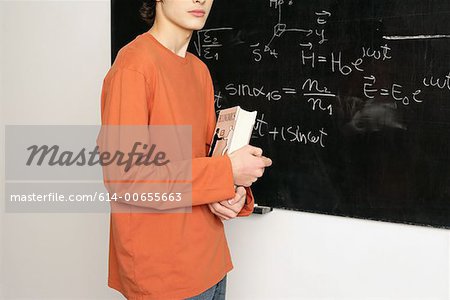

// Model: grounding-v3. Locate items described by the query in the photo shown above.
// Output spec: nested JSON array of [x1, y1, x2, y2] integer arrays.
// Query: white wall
[[1, 2, 5, 298], [1, 1, 449, 299], [225, 211, 449, 300], [1, 1, 118, 299]]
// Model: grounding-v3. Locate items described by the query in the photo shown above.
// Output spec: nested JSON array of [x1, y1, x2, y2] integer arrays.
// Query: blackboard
[[111, 0, 450, 228]]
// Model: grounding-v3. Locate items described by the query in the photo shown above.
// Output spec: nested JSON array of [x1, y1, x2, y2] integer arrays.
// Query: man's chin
[[184, 22, 207, 32]]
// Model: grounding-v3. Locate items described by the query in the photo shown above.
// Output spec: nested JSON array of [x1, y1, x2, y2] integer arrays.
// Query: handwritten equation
[[204, 0, 450, 148]]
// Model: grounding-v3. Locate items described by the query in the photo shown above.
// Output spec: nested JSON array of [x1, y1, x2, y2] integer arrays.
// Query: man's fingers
[[247, 145, 263, 157], [221, 196, 246, 215], [227, 187, 246, 205], [208, 203, 229, 220], [207, 203, 222, 217], [221, 199, 240, 212], [261, 156, 272, 167], [209, 202, 237, 219], [236, 186, 246, 197]]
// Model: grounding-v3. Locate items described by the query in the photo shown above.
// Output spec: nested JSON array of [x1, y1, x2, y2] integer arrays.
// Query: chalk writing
[[254, 113, 328, 147], [302, 79, 335, 115], [193, 28, 233, 60], [202, 0, 449, 152], [363, 75, 423, 106], [423, 73, 450, 91]]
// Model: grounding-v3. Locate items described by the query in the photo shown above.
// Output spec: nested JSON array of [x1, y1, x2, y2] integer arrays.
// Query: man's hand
[[227, 145, 272, 187], [207, 186, 247, 221]]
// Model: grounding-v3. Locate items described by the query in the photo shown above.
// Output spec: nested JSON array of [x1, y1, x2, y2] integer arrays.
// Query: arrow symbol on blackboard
[[364, 75, 376, 83], [300, 42, 313, 50], [315, 10, 332, 17]]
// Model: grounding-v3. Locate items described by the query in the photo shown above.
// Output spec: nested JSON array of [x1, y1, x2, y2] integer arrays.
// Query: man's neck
[[148, 21, 193, 58]]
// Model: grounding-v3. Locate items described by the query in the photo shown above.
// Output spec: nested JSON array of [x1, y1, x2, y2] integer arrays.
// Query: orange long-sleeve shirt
[[100, 31, 255, 299]]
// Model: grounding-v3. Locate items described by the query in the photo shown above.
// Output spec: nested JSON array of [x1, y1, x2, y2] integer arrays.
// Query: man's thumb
[[228, 187, 246, 205]]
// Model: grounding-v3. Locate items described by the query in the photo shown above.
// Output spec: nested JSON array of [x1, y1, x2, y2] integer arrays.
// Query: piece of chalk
[[253, 205, 273, 214]]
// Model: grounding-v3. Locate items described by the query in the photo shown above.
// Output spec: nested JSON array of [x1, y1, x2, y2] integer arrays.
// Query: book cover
[[208, 106, 257, 157]]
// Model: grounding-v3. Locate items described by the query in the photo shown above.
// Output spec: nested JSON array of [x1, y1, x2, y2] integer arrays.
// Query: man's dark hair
[[140, 0, 157, 26]]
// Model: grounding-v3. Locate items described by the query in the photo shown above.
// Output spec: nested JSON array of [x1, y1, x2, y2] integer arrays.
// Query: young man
[[100, 0, 272, 299]]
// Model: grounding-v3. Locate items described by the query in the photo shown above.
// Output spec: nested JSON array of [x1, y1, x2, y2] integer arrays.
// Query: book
[[208, 106, 257, 157]]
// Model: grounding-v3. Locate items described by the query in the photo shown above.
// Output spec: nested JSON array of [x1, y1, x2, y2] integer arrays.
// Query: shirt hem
[[108, 264, 234, 300]]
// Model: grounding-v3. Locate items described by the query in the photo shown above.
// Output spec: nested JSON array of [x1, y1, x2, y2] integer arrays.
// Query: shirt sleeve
[[204, 69, 254, 217], [236, 187, 255, 216], [98, 66, 236, 210]]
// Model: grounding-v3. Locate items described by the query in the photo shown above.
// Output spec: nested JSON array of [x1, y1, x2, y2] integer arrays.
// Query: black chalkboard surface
[[111, 0, 450, 228]]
